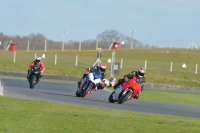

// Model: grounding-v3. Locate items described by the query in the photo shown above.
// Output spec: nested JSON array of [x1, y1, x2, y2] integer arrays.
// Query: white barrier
[[0, 79, 3, 96]]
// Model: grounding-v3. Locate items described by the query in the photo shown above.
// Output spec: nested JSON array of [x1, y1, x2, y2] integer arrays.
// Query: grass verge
[[0, 96, 200, 133]]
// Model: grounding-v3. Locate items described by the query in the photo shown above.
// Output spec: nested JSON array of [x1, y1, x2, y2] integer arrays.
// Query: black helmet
[[137, 67, 145, 77]]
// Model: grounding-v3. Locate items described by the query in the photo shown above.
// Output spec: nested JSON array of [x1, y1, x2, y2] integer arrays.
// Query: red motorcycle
[[108, 77, 142, 104]]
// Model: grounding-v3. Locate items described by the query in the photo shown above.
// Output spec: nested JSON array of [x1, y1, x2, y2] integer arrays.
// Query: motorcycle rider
[[27, 56, 45, 81], [87, 68, 103, 92], [77, 63, 107, 90], [113, 67, 146, 99]]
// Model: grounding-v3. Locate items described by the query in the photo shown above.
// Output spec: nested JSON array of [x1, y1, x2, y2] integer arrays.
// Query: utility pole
[[130, 29, 135, 49], [61, 31, 67, 51]]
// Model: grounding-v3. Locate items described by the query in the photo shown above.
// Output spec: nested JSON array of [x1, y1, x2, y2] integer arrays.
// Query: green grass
[[140, 90, 200, 105], [1, 96, 200, 133]]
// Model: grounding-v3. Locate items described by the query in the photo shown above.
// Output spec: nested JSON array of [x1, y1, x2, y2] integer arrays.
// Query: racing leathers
[[113, 71, 146, 99]]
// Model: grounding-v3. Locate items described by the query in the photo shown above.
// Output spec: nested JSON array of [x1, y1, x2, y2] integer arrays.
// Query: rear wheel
[[118, 91, 132, 104], [108, 92, 115, 103]]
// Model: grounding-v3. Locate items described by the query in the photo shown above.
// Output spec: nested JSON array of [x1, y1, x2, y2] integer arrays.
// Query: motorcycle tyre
[[81, 84, 92, 97], [76, 90, 81, 97], [118, 91, 132, 104], [108, 92, 115, 103], [30, 75, 36, 89]]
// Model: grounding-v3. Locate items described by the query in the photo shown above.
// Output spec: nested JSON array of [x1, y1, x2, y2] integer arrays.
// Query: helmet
[[35, 56, 41, 63], [100, 63, 106, 72], [137, 67, 145, 78]]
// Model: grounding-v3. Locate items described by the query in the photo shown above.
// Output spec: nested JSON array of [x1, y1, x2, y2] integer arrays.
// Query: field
[[1, 48, 200, 88], [0, 96, 200, 133]]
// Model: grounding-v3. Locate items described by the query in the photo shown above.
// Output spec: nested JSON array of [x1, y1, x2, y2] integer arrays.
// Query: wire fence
[[1, 51, 199, 77], [0, 39, 199, 51]]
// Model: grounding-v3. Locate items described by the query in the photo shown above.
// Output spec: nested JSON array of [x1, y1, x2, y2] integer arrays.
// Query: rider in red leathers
[[27, 56, 45, 79]]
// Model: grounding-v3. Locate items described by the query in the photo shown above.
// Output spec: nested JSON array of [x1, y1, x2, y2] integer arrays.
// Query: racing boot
[[113, 83, 119, 89], [77, 79, 82, 85], [27, 71, 30, 79], [77, 79, 82, 89], [113, 79, 122, 89], [133, 93, 140, 99], [95, 86, 97, 91]]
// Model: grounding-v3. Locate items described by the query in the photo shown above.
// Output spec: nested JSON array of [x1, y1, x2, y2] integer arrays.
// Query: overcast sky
[[1, 0, 199, 48]]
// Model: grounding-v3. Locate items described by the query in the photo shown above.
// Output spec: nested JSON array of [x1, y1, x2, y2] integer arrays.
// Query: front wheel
[[118, 91, 132, 104], [29, 75, 36, 89], [81, 83, 93, 97], [76, 90, 81, 97], [108, 92, 115, 103]]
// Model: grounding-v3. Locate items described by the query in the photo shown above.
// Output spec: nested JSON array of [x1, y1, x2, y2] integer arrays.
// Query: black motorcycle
[[28, 65, 41, 89]]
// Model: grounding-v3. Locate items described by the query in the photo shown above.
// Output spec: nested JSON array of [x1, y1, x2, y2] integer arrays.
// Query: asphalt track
[[1, 78, 200, 118]]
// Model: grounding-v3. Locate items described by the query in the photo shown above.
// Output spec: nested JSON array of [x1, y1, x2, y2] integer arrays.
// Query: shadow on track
[[42, 92, 110, 103]]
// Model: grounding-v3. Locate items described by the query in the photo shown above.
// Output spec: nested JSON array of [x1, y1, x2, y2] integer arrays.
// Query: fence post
[[55, 54, 57, 65], [144, 60, 147, 70], [170, 62, 173, 72], [120, 58, 123, 69], [75, 55, 78, 66], [27, 40, 29, 51], [169, 39, 172, 49], [79, 41, 81, 51], [96, 40, 98, 50], [150, 40, 152, 49], [44, 40, 47, 51], [195, 64, 198, 74], [13, 52, 16, 63]]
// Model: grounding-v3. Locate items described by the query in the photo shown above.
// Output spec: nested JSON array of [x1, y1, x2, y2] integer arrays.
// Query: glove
[[40, 70, 44, 77], [105, 80, 110, 86], [103, 79, 110, 86], [100, 79, 105, 85]]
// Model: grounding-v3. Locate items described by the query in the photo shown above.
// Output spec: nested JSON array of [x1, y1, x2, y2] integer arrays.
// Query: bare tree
[[0, 30, 146, 50], [96, 29, 144, 48]]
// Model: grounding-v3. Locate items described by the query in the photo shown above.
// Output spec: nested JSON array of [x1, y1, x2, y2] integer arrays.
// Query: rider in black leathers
[[113, 67, 146, 99]]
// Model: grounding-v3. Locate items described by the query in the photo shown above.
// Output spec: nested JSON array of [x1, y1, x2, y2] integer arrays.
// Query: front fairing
[[82, 76, 90, 82], [124, 77, 142, 93], [81, 76, 95, 91], [113, 86, 122, 100], [81, 76, 90, 88], [30, 66, 40, 76], [113, 80, 131, 100]]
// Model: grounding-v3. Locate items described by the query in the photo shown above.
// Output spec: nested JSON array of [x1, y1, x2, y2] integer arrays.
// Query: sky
[[1, 0, 200, 48]]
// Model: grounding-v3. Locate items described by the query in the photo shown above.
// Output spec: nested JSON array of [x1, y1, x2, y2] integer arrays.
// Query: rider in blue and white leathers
[[78, 63, 107, 90], [88, 69, 102, 91]]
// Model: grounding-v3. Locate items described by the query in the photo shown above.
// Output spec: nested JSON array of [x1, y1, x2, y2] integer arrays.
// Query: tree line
[[0, 30, 153, 50]]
